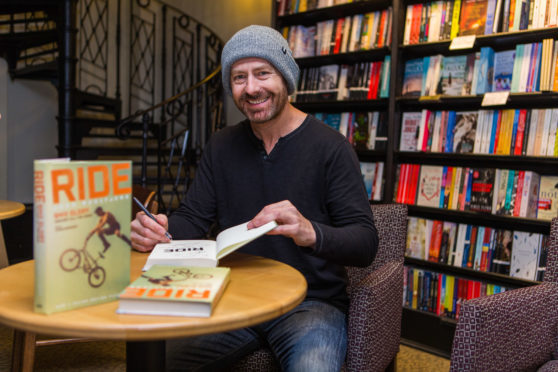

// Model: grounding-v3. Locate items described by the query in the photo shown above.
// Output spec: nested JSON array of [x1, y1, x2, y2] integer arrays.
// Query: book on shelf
[[459, 0, 489, 35], [400, 112, 422, 151], [402, 58, 424, 97], [491, 229, 513, 275], [416, 165, 444, 207], [469, 168, 496, 213], [33, 158, 132, 314], [537, 175, 558, 220], [117, 265, 231, 317], [452, 111, 478, 153], [492, 50, 516, 91], [439, 55, 468, 95], [143, 221, 278, 271], [406, 217, 428, 259], [510, 231, 542, 280]]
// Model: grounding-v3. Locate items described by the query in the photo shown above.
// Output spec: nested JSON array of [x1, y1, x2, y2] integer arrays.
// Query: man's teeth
[[248, 97, 268, 104]]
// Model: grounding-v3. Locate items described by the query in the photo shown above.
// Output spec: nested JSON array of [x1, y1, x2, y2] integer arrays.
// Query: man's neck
[[250, 103, 307, 154]]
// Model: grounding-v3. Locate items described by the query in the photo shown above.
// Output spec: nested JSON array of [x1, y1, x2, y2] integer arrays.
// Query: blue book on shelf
[[402, 58, 424, 97], [462, 225, 473, 268], [489, 111, 498, 154], [485, 0, 497, 34], [422, 56, 431, 96], [440, 166, 448, 208], [532, 42, 542, 92], [504, 169, 515, 214], [493, 50, 515, 91], [476, 47, 495, 95], [380, 55, 391, 98], [473, 226, 485, 270], [510, 44, 524, 93], [465, 168, 473, 210], [445, 111, 456, 152]]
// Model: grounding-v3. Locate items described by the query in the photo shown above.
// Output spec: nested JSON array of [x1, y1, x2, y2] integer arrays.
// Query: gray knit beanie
[[221, 25, 299, 96]]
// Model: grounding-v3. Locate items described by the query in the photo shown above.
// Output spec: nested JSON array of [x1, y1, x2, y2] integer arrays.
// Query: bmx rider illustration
[[87, 206, 132, 257]]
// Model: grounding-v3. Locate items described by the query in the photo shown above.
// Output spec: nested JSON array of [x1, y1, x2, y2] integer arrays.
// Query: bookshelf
[[273, 0, 558, 357]]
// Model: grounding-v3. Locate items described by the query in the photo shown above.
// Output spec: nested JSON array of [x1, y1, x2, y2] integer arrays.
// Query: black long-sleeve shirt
[[168, 115, 378, 312]]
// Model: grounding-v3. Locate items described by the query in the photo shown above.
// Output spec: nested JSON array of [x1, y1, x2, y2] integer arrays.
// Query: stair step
[[0, 1, 58, 13], [10, 60, 57, 80], [0, 29, 57, 49]]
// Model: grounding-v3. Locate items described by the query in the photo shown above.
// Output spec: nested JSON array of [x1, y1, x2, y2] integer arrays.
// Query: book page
[[143, 240, 218, 271], [216, 221, 278, 260]]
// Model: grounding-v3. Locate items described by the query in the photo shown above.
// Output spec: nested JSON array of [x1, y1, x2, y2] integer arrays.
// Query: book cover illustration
[[351, 112, 370, 150], [316, 64, 340, 101], [439, 55, 468, 95], [402, 58, 424, 97], [117, 265, 231, 317], [406, 217, 427, 259], [360, 162, 376, 198], [33, 159, 132, 314], [510, 231, 541, 280], [491, 229, 513, 275], [469, 168, 495, 213], [459, 0, 488, 35], [400, 112, 422, 151], [493, 49, 516, 91], [538, 176, 558, 220], [416, 166, 444, 207], [452, 111, 478, 153]]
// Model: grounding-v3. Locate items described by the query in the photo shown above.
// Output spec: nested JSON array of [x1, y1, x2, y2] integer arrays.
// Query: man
[[131, 25, 378, 371], [88, 206, 131, 255]]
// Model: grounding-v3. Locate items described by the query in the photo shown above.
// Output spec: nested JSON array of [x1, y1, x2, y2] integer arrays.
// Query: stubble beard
[[237, 87, 288, 124]]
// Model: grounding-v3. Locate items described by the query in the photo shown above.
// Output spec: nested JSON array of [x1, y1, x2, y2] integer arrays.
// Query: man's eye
[[232, 75, 246, 83]]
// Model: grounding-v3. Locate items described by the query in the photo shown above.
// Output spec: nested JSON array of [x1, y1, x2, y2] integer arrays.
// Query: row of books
[[406, 216, 549, 280], [277, 0, 359, 16], [404, 267, 508, 319], [403, 0, 558, 45], [360, 161, 384, 201], [399, 108, 558, 156], [402, 42, 558, 97], [283, 9, 393, 58], [314, 111, 388, 150], [295, 57, 391, 102], [395, 164, 558, 220]]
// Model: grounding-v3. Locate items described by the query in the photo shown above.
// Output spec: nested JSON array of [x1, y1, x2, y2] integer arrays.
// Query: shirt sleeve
[[310, 140, 379, 267]]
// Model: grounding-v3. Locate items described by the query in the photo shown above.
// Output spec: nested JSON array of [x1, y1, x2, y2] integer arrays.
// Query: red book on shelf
[[332, 18, 345, 54], [436, 273, 443, 315], [513, 170, 525, 216], [491, 110, 502, 154], [410, 3, 423, 44], [429, 220, 443, 262], [513, 109, 527, 155], [376, 10, 388, 48], [479, 227, 492, 271], [473, 281, 482, 298], [409, 164, 422, 204], [397, 164, 409, 203], [367, 61, 381, 100]]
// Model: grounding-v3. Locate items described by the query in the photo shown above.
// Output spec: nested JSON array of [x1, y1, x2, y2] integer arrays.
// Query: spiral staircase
[[0, 0, 225, 212]]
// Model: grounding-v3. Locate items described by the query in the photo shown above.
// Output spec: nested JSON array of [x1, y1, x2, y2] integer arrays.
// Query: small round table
[[0, 251, 307, 371], [0, 200, 25, 268]]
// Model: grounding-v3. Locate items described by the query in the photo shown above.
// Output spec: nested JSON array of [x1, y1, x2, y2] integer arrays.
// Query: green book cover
[[117, 265, 231, 317], [33, 158, 132, 314]]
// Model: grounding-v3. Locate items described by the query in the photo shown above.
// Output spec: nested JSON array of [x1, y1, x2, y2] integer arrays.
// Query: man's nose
[[245, 75, 260, 95]]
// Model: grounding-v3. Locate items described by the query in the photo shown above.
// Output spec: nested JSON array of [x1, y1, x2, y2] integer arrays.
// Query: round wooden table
[[0, 200, 25, 268], [0, 251, 306, 371]]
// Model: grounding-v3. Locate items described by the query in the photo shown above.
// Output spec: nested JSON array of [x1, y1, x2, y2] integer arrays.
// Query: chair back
[[346, 203, 407, 291], [544, 218, 558, 283]]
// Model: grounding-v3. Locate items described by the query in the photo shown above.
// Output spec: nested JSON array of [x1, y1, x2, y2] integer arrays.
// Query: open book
[[142, 220, 278, 271]]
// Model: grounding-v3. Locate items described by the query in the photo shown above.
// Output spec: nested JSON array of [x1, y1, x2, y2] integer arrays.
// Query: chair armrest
[[346, 261, 403, 372], [450, 282, 558, 372]]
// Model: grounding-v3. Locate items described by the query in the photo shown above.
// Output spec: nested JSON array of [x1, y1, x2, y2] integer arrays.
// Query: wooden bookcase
[[273, 0, 558, 357]]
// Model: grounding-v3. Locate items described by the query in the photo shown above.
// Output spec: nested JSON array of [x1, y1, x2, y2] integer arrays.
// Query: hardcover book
[[402, 58, 424, 97], [469, 168, 496, 213], [510, 231, 541, 280], [400, 112, 422, 151], [406, 217, 427, 259], [117, 265, 230, 317], [459, 0, 488, 35], [416, 165, 444, 207], [33, 158, 132, 314], [493, 49, 516, 91], [143, 221, 278, 271], [537, 176, 558, 220], [452, 111, 478, 153], [439, 55, 468, 95]]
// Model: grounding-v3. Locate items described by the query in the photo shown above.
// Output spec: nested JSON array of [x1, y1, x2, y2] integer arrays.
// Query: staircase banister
[[116, 64, 222, 138]]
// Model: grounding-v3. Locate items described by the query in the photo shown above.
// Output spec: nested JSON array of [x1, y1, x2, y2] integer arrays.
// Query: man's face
[[230, 57, 289, 123]]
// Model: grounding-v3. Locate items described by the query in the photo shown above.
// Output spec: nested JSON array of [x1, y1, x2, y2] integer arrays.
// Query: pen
[[133, 196, 172, 240]]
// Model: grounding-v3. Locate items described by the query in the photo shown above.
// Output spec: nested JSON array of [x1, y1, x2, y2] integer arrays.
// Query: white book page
[[216, 221, 278, 260], [143, 240, 217, 271]]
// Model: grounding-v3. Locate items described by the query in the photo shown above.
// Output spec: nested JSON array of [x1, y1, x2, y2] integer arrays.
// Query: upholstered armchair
[[232, 203, 408, 372], [450, 217, 558, 372]]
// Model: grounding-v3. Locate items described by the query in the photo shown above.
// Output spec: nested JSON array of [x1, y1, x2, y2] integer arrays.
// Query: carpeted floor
[[0, 324, 449, 371]]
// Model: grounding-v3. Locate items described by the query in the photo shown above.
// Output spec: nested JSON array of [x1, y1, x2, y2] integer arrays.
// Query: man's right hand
[[130, 212, 170, 252]]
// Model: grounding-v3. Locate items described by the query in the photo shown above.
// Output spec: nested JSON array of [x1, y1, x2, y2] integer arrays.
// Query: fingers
[[130, 212, 170, 252]]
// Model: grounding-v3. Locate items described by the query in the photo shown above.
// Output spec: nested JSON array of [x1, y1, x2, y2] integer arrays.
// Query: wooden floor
[[0, 324, 449, 371]]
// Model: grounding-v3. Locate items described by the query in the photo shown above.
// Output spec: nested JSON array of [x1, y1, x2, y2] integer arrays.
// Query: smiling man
[[131, 25, 378, 372]]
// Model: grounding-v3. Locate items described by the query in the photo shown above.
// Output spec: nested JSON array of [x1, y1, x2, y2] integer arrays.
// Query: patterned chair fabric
[[450, 218, 558, 372], [232, 203, 408, 372]]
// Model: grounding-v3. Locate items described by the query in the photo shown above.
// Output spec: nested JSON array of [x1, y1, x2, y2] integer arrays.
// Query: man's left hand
[[247, 200, 316, 248]]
